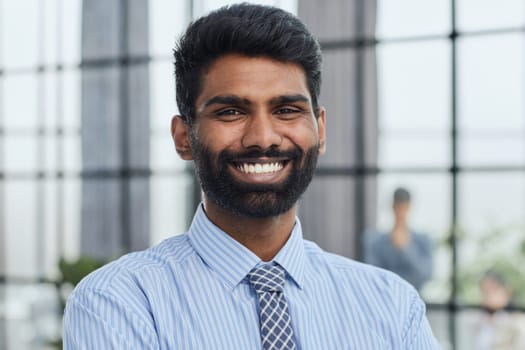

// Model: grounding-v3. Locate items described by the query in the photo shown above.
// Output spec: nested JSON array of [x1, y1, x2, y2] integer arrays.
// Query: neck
[[203, 199, 297, 262], [393, 218, 408, 230], [391, 220, 411, 248]]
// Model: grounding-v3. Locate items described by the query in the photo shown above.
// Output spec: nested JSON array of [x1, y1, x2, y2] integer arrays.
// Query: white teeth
[[237, 162, 284, 174]]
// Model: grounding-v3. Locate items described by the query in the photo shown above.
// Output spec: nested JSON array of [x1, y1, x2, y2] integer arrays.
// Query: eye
[[274, 107, 303, 119], [214, 108, 245, 121], [275, 108, 298, 114], [216, 108, 243, 116]]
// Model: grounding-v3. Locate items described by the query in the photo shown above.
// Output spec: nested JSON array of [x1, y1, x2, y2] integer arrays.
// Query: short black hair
[[393, 187, 411, 204], [173, 3, 322, 125]]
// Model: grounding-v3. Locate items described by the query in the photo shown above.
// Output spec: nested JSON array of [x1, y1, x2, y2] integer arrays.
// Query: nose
[[241, 113, 282, 150]]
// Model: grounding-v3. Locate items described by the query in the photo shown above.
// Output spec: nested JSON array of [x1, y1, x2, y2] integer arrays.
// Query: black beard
[[190, 138, 319, 218]]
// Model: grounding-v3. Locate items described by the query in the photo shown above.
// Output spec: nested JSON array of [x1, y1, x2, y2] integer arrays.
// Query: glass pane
[[458, 173, 525, 307], [378, 40, 450, 132], [149, 1, 189, 57], [150, 133, 188, 172], [1, 0, 40, 69], [427, 309, 452, 350], [459, 132, 525, 166], [458, 34, 525, 131], [2, 283, 61, 349], [456, 309, 482, 350], [379, 133, 450, 167], [377, 0, 451, 39], [44, 179, 59, 278], [44, 135, 58, 172], [375, 173, 451, 302], [4, 135, 38, 173], [457, 0, 525, 32], [150, 61, 177, 131], [274, 0, 296, 12], [3, 74, 38, 130], [458, 34, 525, 167], [44, 72, 58, 131], [194, 0, 296, 18], [80, 66, 123, 172], [378, 40, 450, 167], [61, 178, 81, 260], [62, 69, 80, 131], [5, 180, 38, 278], [300, 176, 356, 258], [60, 0, 82, 65], [43, 0, 59, 66], [150, 174, 193, 245], [298, 1, 361, 41], [317, 49, 357, 167], [62, 134, 81, 173]]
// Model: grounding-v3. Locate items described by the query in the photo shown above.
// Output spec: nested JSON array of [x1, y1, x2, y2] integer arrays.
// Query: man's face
[[180, 54, 326, 218], [393, 201, 410, 224], [481, 276, 511, 312]]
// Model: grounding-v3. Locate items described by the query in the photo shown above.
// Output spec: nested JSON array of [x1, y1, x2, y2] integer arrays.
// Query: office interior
[[1, 0, 524, 349]]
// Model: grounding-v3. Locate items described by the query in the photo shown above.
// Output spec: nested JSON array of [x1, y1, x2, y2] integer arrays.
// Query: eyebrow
[[202, 95, 252, 109], [269, 94, 310, 105], [201, 94, 311, 111]]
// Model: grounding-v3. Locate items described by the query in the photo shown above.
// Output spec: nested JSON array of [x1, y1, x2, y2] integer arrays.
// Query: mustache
[[218, 147, 303, 163]]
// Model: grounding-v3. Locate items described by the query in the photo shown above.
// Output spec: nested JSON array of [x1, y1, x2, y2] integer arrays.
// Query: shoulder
[[302, 240, 428, 341], [411, 231, 433, 246], [303, 239, 416, 294], [63, 236, 193, 347], [71, 234, 193, 296]]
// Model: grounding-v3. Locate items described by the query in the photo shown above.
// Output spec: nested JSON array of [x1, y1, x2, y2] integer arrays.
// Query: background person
[[364, 187, 433, 291], [473, 270, 525, 350]]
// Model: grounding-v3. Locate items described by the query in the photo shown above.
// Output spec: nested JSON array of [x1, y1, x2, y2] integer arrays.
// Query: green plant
[[456, 223, 525, 306], [58, 257, 105, 287]]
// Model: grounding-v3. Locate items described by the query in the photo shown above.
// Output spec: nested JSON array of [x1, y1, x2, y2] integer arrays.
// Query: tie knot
[[248, 264, 285, 293]]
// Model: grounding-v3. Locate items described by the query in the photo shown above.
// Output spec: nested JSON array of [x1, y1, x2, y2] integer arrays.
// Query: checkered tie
[[248, 264, 296, 350]]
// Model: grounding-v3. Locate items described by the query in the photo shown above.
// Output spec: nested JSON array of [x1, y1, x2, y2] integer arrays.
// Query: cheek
[[285, 124, 320, 147], [194, 123, 244, 150]]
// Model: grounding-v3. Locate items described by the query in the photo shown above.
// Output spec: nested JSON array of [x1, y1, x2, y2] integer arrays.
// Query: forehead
[[481, 277, 505, 289], [196, 54, 310, 105]]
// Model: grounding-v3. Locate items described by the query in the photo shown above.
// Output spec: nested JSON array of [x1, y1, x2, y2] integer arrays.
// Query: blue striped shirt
[[63, 205, 441, 349]]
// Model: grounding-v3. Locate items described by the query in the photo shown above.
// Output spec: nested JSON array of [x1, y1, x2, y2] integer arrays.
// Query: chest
[[147, 280, 398, 350]]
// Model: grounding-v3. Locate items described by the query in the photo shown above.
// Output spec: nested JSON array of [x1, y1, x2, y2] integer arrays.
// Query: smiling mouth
[[233, 161, 287, 174]]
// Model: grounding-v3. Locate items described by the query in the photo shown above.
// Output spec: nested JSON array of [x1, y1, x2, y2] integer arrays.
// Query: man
[[63, 4, 440, 349], [364, 188, 433, 291], [474, 271, 525, 349]]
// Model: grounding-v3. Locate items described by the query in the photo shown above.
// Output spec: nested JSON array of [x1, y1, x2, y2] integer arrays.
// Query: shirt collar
[[188, 204, 306, 291], [272, 218, 306, 290]]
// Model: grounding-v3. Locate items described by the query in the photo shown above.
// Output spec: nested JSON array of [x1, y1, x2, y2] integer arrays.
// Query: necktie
[[248, 263, 296, 350]]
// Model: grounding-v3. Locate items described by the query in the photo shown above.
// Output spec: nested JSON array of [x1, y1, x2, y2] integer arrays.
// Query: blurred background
[[1, 0, 525, 349]]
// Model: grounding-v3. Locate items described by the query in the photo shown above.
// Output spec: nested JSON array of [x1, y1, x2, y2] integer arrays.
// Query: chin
[[211, 192, 296, 218]]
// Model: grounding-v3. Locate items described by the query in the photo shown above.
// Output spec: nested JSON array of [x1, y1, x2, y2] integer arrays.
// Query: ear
[[171, 115, 193, 160], [317, 107, 327, 155]]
